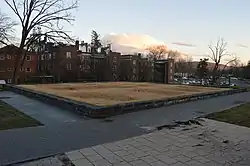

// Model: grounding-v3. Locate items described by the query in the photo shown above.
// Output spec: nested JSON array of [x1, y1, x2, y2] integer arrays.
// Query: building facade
[[0, 41, 175, 84], [38, 41, 79, 82], [0, 45, 38, 84]]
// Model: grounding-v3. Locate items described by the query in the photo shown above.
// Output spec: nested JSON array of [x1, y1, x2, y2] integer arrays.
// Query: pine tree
[[197, 58, 209, 79], [91, 30, 102, 54]]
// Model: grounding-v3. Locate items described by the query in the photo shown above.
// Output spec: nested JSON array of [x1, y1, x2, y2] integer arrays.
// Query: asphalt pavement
[[1, 91, 250, 165]]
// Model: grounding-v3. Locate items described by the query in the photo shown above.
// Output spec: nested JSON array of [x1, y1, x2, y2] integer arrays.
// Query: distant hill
[[176, 61, 231, 70]]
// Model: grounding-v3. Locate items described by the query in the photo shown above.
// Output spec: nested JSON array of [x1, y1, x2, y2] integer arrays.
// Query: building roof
[[0, 45, 38, 55]]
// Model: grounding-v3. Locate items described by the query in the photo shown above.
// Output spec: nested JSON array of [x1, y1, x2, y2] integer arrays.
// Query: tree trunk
[[212, 63, 219, 84], [12, 50, 22, 84], [12, 35, 26, 84]]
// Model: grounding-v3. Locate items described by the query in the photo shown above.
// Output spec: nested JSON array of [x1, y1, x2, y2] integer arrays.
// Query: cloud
[[171, 42, 196, 47], [102, 33, 165, 54], [237, 44, 248, 48]]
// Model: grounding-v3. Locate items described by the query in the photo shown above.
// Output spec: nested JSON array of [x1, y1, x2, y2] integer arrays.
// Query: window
[[7, 54, 11, 59], [46, 53, 52, 60], [0, 68, 5, 72], [66, 64, 72, 70], [170, 62, 173, 68], [7, 79, 12, 84], [26, 55, 31, 61], [0, 56, 5, 60], [20, 68, 24, 72], [133, 68, 136, 73], [113, 56, 117, 63], [66, 52, 72, 59], [41, 55, 44, 60], [7, 68, 12, 71], [79, 65, 84, 71], [133, 60, 136, 65], [170, 69, 173, 74], [53, 52, 56, 59], [170, 76, 173, 80], [26, 68, 31, 72]]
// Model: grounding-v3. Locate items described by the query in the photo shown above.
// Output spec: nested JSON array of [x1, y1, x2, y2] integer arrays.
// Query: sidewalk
[[2, 91, 250, 165], [19, 119, 250, 166]]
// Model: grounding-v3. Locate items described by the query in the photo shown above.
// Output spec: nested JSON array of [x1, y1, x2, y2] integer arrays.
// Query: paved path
[[0, 91, 83, 126], [1, 91, 250, 165], [20, 119, 250, 166]]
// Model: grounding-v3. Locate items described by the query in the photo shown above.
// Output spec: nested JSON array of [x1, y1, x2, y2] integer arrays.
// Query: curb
[[5, 84, 247, 118]]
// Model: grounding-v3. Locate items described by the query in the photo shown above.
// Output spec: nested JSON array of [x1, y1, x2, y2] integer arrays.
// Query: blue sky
[[1, 0, 250, 63]]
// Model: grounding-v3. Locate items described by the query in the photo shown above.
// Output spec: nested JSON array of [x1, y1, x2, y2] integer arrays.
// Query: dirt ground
[[19, 82, 227, 106]]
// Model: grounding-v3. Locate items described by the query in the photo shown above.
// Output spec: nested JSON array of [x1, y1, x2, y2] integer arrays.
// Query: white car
[[182, 81, 190, 85]]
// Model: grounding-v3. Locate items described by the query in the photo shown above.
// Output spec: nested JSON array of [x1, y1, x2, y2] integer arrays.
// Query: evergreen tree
[[197, 58, 209, 79], [91, 30, 102, 54]]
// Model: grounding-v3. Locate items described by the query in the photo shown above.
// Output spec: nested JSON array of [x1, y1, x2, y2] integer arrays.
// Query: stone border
[[5, 84, 247, 118]]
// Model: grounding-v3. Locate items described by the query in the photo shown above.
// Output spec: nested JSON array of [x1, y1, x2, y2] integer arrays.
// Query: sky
[[1, 0, 250, 63]]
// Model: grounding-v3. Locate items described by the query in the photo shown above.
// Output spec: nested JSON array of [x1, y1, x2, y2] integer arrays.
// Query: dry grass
[[19, 82, 228, 106]]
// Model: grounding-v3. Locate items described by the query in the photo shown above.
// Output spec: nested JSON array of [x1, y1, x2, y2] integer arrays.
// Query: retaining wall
[[5, 85, 247, 118]]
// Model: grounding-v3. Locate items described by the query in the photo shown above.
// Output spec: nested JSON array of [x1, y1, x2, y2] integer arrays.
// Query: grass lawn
[[207, 103, 250, 127], [0, 100, 41, 130], [19, 82, 227, 106]]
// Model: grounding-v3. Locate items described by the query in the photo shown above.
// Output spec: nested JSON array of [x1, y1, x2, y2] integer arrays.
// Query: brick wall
[[0, 45, 38, 84], [38, 42, 79, 82], [166, 59, 174, 83]]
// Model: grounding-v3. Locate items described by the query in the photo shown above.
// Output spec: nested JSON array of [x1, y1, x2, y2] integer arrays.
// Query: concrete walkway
[[0, 91, 83, 126], [1, 91, 250, 165], [20, 119, 250, 166]]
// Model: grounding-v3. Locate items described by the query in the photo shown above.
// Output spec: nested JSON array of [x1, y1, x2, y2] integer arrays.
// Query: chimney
[[138, 53, 142, 58], [75, 40, 79, 50]]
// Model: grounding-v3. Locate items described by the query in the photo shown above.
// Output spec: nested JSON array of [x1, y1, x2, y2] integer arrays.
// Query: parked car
[[230, 83, 236, 87]]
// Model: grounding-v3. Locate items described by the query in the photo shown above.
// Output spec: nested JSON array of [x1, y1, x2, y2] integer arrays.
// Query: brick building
[[139, 57, 153, 82], [0, 41, 175, 84], [153, 59, 174, 84], [38, 41, 79, 82], [0, 45, 38, 84], [104, 52, 121, 81], [120, 55, 141, 81], [119, 54, 174, 83]]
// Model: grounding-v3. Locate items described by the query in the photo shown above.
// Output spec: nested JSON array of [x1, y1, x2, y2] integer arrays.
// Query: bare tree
[[4, 0, 78, 83], [167, 50, 180, 60], [175, 58, 186, 76], [208, 38, 236, 82], [220, 54, 238, 75], [146, 45, 168, 61], [0, 11, 16, 46], [175, 55, 194, 77], [185, 55, 194, 75], [228, 56, 240, 68]]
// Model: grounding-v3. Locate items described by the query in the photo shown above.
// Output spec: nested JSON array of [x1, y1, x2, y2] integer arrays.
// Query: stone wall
[[5, 85, 247, 118]]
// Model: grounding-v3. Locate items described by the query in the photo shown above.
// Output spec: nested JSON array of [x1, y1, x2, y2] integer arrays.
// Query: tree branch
[[4, 0, 78, 84]]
